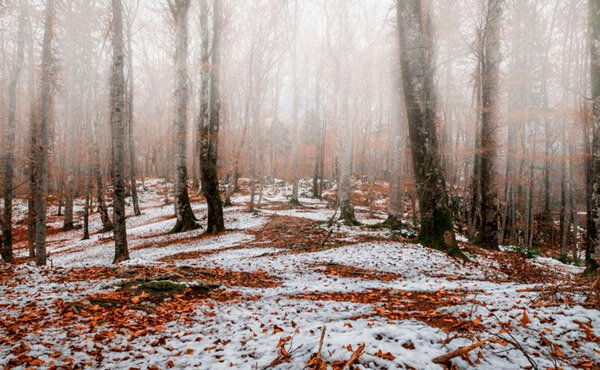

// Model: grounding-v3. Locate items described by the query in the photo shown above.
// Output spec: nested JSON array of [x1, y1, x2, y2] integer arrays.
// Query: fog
[[0, 0, 595, 262]]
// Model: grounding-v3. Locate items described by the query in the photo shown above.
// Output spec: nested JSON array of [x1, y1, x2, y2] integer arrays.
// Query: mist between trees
[[0, 0, 598, 269]]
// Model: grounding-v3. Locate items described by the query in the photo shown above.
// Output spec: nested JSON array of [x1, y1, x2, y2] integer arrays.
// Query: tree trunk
[[126, 14, 141, 217], [1, 0, 26, 263], [386, 85, 405, 230], [589, 0, 600, 268], [396, 0, 457, 251], [337, 0, 357, 225], [26, 5, 36, 258], [478, 0, 503, 249], [34, 0, 56, 266], [199, 0, 225, 234], [169, 0, 197, 233], [92, 117, 113, 232], [63, 172, 75, 230], [82, 167, 91, 241], [110, 0, 130, 263], [290, 0, 300, 205]]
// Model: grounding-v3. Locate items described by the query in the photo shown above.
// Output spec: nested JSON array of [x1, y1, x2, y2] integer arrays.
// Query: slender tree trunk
[[290, 0, 300, 205], [386, 85, 405, 229], [200, 0, 225, 234], [110, 0, 130, 263], [589, 0, 600, 268], [1, 0, 26, 263], [92, 117, 113, 232], [26, 7, 36, 258], [312, 77, 323, 199], [337, 0, 357, 225], [82, 166, 91, 240], [126, 16, 141, 217], [169, 0, 197, 233], [63, 168, 75, 230], [396, 0, 457, 250], [478, 0, 503, 249], [34, 0, 56, 266]]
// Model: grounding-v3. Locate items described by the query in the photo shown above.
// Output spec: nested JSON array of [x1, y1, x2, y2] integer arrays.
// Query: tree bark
[[34, 0, 56, 266], [396, 0, 457, 250], [126, 8, 141, 217], [337, 0, 357, 225], [92, 117, 113, 232], [478, 0, 503, 249], [26, 4, 36, 258], [1, 0, 26, 263], [169, 0, 198, 233], [290, 0, 300, 205], [110, 0, 130, 263], [386, 81, 405, 229], [199, 0, 225, 234], [589, 0, 600, 268]]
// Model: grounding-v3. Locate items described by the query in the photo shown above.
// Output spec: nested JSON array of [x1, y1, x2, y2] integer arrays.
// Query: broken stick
[[432, 339, 490, 364]]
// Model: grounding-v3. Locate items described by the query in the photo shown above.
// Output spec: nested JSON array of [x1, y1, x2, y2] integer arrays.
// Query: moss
[[289, 198, 303, 207], [419, 208, 453, 247], [340, 202, 360, 226], [169, 207, 199, 234], [417, 208, 470, 261], [135, 280, 189, 299], [447, 244, 469, 261], [581, 259, 599, 277]]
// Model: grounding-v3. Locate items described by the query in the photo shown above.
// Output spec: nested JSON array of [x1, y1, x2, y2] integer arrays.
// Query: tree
[[290, 0, 300, 205], [1, 0, 26, 263], [589, 0, 600, 269], [396, 0, 457, 251], [199, 0, 225, 234], [169, 0, 198, 233], [33, 0, 56, 266], [337, 0, 357, 225], [386, 82, 405, 230], [110, 0, 130, 263], [477, 0, 503, 249], [125, 0, 141, 217]]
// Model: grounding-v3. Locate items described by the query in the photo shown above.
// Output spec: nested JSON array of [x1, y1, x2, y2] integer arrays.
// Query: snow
[[1, 179, 598, 369]]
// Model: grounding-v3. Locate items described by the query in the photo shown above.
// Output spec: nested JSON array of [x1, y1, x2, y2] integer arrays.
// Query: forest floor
[[1, 179, 599, 369]]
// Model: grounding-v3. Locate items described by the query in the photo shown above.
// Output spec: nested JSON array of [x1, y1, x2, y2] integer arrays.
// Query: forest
[[0, 0, 599, 368]]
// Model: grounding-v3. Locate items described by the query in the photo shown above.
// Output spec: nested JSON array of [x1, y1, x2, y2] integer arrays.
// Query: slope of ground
[[1, 179, 599, 369]]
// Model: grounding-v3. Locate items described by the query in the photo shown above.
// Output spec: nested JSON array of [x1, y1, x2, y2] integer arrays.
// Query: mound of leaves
[[317, 263, 403, 282], [248, 215, 349, 252]]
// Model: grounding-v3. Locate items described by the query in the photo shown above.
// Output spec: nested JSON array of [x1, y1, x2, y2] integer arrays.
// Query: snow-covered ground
[[1, 179, 598, 369]]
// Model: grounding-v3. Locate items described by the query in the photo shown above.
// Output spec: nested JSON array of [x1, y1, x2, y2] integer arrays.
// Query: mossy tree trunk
[[199, 0, 225, 234], [337, 0, 357, 226], [396, 0, 456, 249], [478, 0, 503, 249], [169, 0, 198, 234], [588, 0, 600, 269]]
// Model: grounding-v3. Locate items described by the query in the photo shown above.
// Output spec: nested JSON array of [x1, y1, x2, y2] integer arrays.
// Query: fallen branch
[[343, 343, 365, 369], [432, 338, 490, 364], [307, 326, 327, 370]]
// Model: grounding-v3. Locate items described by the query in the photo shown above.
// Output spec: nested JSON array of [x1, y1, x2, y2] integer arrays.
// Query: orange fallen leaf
[[131, 296, 140, 304], [375, 350, 395, 361], [520, 311, 531, 327], [30, 359, 44, 366]]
